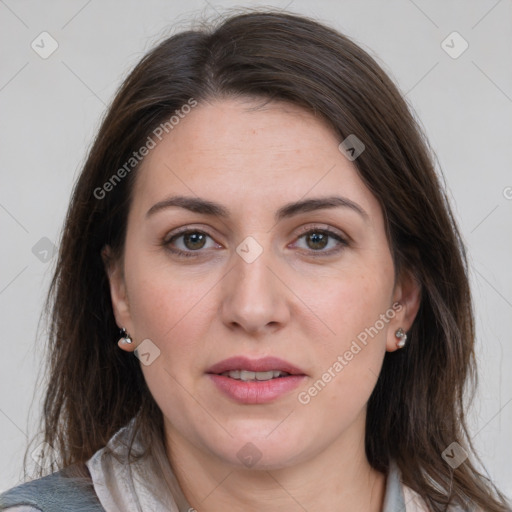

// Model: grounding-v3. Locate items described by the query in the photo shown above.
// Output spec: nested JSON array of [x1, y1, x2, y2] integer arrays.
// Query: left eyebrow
[[275, 196, 369, 222], [146, 195, 369, 222]]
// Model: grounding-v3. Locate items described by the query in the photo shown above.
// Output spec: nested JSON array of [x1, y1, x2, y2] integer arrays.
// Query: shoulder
[[0, 470, 104, 512]]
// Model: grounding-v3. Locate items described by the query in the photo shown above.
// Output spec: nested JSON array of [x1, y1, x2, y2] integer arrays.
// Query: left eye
[[293, 229, 346, 253]]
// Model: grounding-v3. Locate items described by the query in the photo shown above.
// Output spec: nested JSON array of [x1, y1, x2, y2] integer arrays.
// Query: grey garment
[[0, 470, 105, 511]]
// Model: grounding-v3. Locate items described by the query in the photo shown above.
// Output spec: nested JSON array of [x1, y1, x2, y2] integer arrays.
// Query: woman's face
[[106, 97, 419, 470]]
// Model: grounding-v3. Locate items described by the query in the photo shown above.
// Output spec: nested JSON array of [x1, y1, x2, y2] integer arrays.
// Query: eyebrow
[[146, 195, 369, 222]]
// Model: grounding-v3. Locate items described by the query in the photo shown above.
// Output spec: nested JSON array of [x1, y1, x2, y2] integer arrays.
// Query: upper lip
[[206, 356, 306, 376]]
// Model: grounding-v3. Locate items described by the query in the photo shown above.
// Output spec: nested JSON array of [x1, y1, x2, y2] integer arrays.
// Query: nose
[[219, 243, 291, 336]]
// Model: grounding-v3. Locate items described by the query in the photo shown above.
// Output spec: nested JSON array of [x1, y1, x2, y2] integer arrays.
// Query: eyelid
[[294, 223, 350, 242], [163, 224, 221, 243]]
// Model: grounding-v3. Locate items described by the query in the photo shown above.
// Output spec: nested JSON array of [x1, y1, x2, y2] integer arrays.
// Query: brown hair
[[28, 9, 510, 511]]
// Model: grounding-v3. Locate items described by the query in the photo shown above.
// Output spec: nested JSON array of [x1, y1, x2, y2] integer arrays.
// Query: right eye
[[163, 229, 221, 258]]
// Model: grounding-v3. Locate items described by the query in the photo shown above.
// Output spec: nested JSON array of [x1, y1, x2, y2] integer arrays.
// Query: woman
[[1, 10, 510, 512]]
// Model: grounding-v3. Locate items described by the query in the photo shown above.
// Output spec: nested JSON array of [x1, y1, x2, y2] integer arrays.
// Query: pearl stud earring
[[395, 328, 407, 349], [118, 328, 132, 345]]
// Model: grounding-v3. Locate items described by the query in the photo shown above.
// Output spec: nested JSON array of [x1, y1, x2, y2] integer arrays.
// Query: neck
[[164, 417, 386, 512]]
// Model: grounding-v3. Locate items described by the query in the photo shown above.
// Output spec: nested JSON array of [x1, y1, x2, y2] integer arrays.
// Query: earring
[[395, 328, 407, 349], [118, 327, 133, 345]]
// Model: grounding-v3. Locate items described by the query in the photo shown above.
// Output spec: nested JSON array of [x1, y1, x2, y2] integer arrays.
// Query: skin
[[104, 97, 421, 511]]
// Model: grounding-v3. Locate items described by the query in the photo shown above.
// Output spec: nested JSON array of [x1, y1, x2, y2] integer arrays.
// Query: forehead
[[129, 97, 380, 223]]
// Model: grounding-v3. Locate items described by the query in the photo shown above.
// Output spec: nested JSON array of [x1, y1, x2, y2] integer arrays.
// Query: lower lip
[[207, 374, 306, 404]]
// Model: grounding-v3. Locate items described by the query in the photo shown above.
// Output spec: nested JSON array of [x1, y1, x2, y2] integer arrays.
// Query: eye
[[292, 226, 348, 255], [163, 229, 220, 257]]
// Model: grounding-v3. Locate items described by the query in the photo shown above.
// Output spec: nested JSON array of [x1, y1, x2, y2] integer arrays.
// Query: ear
[[386, 268, 422, 352], [102, 245, 137, 353]]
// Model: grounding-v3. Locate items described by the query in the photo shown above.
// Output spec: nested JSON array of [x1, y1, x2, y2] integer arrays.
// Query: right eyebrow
[[146, 195, 229, 219]]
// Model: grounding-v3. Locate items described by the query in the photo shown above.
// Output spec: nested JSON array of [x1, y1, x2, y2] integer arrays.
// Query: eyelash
[[162, 225, 348, 259]]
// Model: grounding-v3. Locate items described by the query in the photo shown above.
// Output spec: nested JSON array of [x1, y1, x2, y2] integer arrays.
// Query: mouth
[[206, 356, 307, 404]]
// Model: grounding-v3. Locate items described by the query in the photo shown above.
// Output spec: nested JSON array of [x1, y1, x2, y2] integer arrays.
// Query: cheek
[[298, 258, 394, 404], [298, 256, 394, 346], [126, 269, 214, 424], [125, 245, 217, 340], [121, 260, 216, 413]]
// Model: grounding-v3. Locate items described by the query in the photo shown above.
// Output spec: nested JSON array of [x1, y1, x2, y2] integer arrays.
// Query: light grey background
[[1, 0, 511, 498]]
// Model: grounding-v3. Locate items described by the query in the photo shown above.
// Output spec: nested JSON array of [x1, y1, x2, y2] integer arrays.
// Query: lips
[[206, 356, 306, 376], [206, 356, 307, 404]]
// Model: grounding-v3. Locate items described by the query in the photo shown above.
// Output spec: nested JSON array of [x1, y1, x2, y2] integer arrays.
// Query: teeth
[[220, 370, 290, 381]]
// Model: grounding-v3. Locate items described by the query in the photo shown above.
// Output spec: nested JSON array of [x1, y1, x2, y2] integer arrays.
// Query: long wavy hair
[[26, 9, 510, 511]]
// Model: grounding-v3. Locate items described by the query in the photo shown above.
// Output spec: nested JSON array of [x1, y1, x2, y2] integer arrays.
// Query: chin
[[210, 430, 308, 471]]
